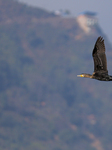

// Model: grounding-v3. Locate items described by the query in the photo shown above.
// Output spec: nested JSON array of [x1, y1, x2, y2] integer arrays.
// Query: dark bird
[[77, 36, 112, 81]]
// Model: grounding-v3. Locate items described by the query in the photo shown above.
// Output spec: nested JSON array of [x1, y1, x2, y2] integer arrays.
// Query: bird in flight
[[77, 36, 112, 81]]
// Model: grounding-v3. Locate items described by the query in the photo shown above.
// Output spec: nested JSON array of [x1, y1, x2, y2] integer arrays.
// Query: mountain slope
[[0, 0, 112, 150]]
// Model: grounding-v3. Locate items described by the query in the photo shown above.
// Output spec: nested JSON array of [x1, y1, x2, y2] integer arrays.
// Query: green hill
[[0, 0, 112, 150]]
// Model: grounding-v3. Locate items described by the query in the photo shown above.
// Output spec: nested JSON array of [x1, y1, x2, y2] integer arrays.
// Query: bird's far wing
[[92, 36, 108, 74]]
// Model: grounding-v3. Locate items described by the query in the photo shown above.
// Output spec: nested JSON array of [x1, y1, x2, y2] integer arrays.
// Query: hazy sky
[[18, 0, 112, 44]]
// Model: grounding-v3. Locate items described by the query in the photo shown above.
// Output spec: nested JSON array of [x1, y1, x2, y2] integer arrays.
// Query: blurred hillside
[[0, 0, 112, 150]]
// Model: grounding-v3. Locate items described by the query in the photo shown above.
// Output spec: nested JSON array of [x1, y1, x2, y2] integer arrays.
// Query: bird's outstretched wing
[[92, 36, 108, 74]]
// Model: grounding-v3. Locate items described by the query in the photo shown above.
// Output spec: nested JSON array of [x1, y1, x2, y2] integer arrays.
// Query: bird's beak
[[77, 74, 84, 77]]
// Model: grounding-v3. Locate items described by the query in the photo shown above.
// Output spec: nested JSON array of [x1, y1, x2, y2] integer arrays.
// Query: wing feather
[[92, 36, 108, 74]]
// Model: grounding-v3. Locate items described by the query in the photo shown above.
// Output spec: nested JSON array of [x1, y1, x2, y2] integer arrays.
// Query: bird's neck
[[83, 74, 93, 78]]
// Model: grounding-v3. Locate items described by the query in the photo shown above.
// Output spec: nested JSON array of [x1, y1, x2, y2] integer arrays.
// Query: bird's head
[[77, 74, 85, 77], [77, 73, 92, 78]]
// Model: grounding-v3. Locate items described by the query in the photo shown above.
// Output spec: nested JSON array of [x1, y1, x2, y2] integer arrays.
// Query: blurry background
[[18, 0, 112, 43], [0, 0, 112, 150]]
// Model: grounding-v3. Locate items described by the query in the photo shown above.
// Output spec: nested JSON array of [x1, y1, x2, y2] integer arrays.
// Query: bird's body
[[77, 36, 112, 81]]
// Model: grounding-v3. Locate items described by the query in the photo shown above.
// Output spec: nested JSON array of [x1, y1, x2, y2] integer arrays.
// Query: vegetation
[[0, 0, 112, 149]]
